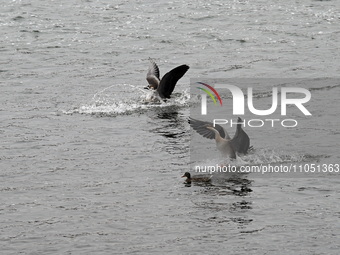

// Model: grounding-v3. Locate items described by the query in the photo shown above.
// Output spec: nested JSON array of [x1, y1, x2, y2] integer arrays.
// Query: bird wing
[[157, 64, 189, 98], [146, 60, 160, 89], [231, 117, 250, 154], [189, 118, 230, 139]]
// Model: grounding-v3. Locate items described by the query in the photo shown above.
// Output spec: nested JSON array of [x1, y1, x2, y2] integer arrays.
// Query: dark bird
[[189, 117, 250, 159], [181, 172, 212, 184], [146, 59, 189, 99]]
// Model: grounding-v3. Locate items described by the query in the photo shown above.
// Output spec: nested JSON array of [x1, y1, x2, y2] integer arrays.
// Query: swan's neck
[[209, 127, 226, 143]]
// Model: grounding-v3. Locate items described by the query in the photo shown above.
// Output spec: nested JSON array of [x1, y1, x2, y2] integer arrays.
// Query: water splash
[[64, 84, 191, 117], [240, 148, 306, 165]]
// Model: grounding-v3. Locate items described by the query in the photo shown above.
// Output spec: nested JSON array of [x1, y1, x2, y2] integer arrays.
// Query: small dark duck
[[181, 172, 212, 184]]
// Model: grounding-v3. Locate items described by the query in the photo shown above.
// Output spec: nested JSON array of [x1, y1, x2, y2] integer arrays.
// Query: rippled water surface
[[1, 0, 339, 254]]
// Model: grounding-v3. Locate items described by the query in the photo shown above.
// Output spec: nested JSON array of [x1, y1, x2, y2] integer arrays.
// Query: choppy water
[[1, 0, 339, 254]]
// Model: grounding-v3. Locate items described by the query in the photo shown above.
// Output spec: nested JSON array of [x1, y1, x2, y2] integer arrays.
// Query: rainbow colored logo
[[196, 82, 223, 106]]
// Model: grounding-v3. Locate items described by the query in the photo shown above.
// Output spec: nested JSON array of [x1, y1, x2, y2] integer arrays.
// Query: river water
[[1, 0, 339, 254]]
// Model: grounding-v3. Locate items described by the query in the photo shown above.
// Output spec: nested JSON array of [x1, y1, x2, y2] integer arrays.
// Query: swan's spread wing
[[157, 65, 189, 98], [189, 118, 229, 139], [231, 117, 250, 154], [146, 60, 160, 89]]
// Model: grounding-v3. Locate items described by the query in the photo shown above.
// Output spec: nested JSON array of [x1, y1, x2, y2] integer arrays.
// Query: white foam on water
[[63, 84, 191, 116]]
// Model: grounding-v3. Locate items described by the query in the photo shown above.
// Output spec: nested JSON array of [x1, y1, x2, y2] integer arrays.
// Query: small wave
[[63, 84, 191, 117], [309, 83, 340, 92]]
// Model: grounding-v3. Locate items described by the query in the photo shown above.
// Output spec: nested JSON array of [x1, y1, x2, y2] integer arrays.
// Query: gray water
[[1, 0, 340, 254]]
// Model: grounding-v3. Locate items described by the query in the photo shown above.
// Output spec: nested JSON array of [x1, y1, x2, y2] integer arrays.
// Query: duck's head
[[182, 172, 191, 178]]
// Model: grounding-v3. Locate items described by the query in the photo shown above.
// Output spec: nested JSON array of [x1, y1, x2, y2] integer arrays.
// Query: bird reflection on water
[[184, 176, 254, 229]]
